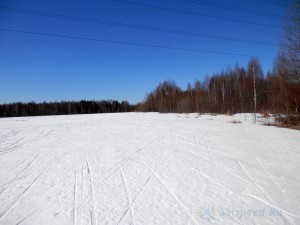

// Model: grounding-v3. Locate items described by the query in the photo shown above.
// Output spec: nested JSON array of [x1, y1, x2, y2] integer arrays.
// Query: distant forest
[[138, 58, 300, 124], [138, 1, 300, 126], [0, 100, 135, 118]]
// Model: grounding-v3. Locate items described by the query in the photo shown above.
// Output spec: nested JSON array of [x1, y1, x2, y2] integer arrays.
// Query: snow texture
[[0, 112, 299, 225]]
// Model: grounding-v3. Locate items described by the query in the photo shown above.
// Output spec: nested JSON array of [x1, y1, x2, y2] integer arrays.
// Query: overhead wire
[[0, 28, 274, 59], [180, 0, 289, 20], [257, 0, 291, 7], [0, 6, 279, 46], [112, 0, 280, 29]]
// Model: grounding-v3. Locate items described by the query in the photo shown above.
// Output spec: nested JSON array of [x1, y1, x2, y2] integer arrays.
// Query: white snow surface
[[0, 112, 299, 225]]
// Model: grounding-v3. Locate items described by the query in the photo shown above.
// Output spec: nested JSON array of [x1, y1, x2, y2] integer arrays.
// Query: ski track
[[205, 140, 215, 167], [113, 142, 135, 225], [0, 113, 299, 225], [85, 154, 97, 225], [0, 169, 46, 221], [167, 138, 258, 187], [115, 135, 170, 225], [74, 162, 77, 225], [80, 153, 84, 225], [3, 153, 35, 177], [237, 160, 296, 225], [250, 149, 280, 189], [16, 208, 42, 225], [140, 158, 200, 225], [0, 175, 29, 188]]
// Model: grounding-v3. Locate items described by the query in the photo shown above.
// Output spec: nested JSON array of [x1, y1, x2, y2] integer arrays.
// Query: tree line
[[138, 1, 300, 126], [0, 100, 135, 118], [138, 57, 298, 115], [137, 56, 300, 126]]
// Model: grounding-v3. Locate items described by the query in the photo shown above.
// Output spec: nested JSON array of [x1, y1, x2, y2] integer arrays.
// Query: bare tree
[[281, 0, 300, 83]]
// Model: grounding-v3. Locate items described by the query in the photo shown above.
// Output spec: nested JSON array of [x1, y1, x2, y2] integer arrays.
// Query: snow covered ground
[[0, 112, 299, 225]]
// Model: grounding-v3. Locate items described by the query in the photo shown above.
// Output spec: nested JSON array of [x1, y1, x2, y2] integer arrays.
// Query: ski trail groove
[[0, 188, 6, 198], [119, 137, 158, 165], [37, 130, 44, 138], [74, 162, 77, 225], [0, 138, 24, 152], [170, 140, 254, 186], [248, 151, 294, 223], [116, 208, 130, 225], [173, 154, 249, 204], [119, 152, 173, 224], [251, 150, 280, 189], [115, 137, 171, 225], [205, 140, 215, 167], [3, 153, 35, 177], [101, 137, 160, 187], [199, 171, 248, 202], [113, 146, 135, 225], [193, 132, 198, 145], [120, 167, 135, 225], [43, 130, 53, 138], [238, 160, 296, 225], [0, 143, 25, 155], [140, 159, 199, 225], [245, 193, 300, 221], [0, 169, 46, 220], [19, 153, 40, 176], [85, 154, 97, 225], [237, 160, 268, 196], [80, 153, 84, 225], [195, 132, 208, 145], [16, 208, 41, 225], [129, 176, 152, 206], [0, 174, 29, 188]]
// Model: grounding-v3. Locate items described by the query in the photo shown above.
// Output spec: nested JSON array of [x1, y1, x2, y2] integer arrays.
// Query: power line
[[0, 28, 274, 59], [181, 0, 289, 20], [0, 6, 279, 46], [257, 0, 291, 7], [112, 0, 280, 29]]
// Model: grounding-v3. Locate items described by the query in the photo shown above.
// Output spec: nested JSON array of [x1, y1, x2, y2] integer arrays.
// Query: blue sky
[[0, 0, 291, 104]]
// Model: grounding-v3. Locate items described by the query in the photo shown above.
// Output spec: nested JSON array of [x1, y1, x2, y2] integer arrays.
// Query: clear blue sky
[[0, 0, 291, 104]]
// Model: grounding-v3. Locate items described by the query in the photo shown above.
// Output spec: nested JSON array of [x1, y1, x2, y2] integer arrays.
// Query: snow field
[[0, 113, 299, 225]]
